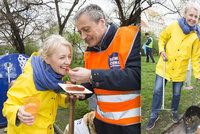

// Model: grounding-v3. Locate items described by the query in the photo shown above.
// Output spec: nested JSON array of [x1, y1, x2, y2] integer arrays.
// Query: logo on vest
[[108, 52, 120, 69]]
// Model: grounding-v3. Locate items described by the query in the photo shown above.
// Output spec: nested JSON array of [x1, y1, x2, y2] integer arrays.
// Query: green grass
[[141, 56, 200, 133]]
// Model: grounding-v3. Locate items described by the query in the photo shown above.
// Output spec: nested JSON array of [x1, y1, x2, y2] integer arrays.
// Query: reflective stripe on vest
[[97, 94, 140, 112], [96, 106, 141, 125], [84, 26, 141, 125]]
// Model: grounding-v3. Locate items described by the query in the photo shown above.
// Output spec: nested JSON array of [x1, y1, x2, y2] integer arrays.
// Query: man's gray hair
[[74, 4, 106, 23]]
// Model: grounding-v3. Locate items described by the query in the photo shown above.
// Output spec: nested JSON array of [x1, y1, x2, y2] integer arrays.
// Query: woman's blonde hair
[[38, 34, 72, 60], [183, 1, 200, 17]]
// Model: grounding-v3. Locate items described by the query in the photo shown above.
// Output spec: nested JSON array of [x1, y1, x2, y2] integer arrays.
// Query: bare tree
[[141, 0, 187, 17], [54, 0, 86, 35], [0, 0, 52, 53], [112, 0, 141, 26]]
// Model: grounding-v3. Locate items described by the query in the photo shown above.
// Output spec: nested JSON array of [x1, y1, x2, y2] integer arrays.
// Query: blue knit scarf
[[178, 17, 200, 39], [31, 56, 64, 93]]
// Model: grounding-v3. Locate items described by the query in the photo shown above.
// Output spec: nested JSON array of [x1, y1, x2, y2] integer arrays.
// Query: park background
[[141, 0, 200, 133]]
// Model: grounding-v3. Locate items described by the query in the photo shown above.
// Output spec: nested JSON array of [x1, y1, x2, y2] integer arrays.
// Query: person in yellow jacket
[[3, 35, 78, 134], [146, 2, 200, 130], [68, 4, 141, 134]]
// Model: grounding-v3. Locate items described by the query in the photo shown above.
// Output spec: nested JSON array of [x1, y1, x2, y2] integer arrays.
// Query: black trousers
[[146, 47, 155, 63], [94, 118, 141, 134]]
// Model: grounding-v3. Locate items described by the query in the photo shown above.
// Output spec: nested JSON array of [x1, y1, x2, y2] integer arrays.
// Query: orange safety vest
[[84, 26, 141, 126]]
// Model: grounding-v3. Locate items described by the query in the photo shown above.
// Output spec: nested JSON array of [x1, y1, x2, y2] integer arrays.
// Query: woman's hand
[[160, 51, 168, 62], [17, 106, 35, 126], [66, 93, 85, 103], [71, 93, 85, 100]]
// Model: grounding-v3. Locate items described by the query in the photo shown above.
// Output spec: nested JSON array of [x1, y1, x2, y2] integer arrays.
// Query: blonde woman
[[146, 1, 200, 130], [3, 35, 75, 133]]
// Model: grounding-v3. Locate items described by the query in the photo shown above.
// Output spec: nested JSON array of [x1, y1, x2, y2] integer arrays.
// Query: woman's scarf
[[31, 56, 64, 93], [178, 17, 200, 39]]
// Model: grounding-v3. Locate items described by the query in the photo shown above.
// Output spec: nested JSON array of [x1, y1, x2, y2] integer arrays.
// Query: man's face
[[76, 14, 107, 47]]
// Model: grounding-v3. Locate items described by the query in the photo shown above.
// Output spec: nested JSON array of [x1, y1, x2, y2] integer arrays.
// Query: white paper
[[58, 83, 92, 94], [74, 118, 90, 134]]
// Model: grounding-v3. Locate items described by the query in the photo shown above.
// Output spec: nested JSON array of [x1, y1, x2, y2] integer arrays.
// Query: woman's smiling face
[[184, 8, 199, 27], [45, 45, 72, 76]]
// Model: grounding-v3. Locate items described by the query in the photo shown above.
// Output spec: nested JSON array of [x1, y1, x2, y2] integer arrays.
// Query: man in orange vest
[[68, 4, 141, 134]]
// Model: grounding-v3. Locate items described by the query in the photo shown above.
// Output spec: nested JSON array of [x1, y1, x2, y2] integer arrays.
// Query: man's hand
[[17, 106, 35, 126], [68, 67, 91, 83], [160, 51, 168, 62]]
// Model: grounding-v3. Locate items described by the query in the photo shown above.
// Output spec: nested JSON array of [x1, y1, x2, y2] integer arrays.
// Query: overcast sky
[[142, 0, 200, 25], [84, 0, 114, 14]]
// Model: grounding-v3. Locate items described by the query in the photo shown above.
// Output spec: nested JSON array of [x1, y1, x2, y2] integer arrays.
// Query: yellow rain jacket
[[156, 21, 200, 81], [3, 53, 68, 134]]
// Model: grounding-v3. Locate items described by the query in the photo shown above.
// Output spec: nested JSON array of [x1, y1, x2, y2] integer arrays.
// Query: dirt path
[[164, 119, 200, 134], [164, 121, 187, 134]]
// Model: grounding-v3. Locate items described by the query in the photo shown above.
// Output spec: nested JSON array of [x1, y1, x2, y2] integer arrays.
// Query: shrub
[[0, 45, 17, 55]]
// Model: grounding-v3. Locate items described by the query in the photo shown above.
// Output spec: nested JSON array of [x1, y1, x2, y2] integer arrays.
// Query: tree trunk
[[3, 0, 25, 53]]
